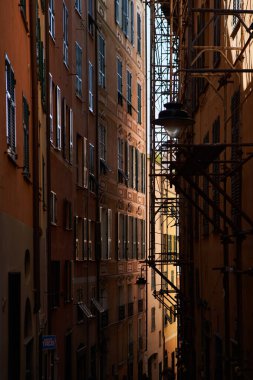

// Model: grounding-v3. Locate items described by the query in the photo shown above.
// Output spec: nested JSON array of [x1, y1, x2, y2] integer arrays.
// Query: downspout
[[30, 0, 40, 314], [44, 0, 52, 335], [94, 1, 102, 378]]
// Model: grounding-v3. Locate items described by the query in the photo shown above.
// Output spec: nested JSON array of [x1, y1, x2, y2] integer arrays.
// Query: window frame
[[98, 34, 106, 88], [49, 0, 55, 39], [5, 56, 16, 158], [63, 2, 69, 67], [75, 42, 82, 98], [88, 61, 94, 112]]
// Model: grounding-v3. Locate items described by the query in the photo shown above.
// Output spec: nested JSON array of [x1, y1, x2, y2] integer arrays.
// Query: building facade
[[149, 0, 253, 379], [97, 0, 147, 378]]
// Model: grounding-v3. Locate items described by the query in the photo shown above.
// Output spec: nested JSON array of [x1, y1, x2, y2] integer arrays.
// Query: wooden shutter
[[69, 108, 73, 163], [56, 86, 61, 149], [107, 209, 112, 259]]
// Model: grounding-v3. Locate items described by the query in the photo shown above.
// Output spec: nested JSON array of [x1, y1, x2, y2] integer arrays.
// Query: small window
[[75, 0, 82, 14], [5, 57, 16, 158], [75, 43, 82, 97], [151, 307, 156, 331], [50, 191, 57, 225], [127, 69, 132, 114], [137, 13, 141, 55], [98, 34, 106, 88], [88, 0, 94, 35], [117, 58, 123, 105], [56, 86, 62, 149], [22, 96, 30, 177], [89, 144, 96, 192], [137, 83, 142, 124], [49, 0, 55, 39], [88, 62, 94, 111], [49, 73, 53, 143], [20, 0, 27, 19], [63, 2, 69, 66]]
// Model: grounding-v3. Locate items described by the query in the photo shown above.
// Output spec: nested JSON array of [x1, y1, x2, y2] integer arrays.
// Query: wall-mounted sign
[[42, 335, 56, 350]]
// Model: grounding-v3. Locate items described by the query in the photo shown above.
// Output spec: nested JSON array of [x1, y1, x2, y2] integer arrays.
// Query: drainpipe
[[29, 0, 40, 314], [94, 0, 102, 378]]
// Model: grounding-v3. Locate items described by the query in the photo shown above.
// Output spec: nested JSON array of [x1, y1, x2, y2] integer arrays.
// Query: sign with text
[[42, 335, 56, 350]]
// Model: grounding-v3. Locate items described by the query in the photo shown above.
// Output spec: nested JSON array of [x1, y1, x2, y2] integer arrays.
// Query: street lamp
[[154, 102, 194, 138]]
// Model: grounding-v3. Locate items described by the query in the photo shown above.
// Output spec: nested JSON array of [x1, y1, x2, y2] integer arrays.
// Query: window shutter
[[132, 147, 136, 189], [83, 137, 88, 188], [23, 97, 29, 175], [117, 212, 121, 259], [62, 98, 66, 159], [69, 108, 73, 163], [56, 86, 62, 149], [75, 216, 79, 260], [83, 218, 88, 259], [107, 209, 112, 259], [49, 73, 53, 143], [88, 220, 92, 260], [130, 1, 134, 44]]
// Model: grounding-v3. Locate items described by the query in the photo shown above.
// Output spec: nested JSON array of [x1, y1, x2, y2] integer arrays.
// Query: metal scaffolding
[[148, 0, 253, 378]]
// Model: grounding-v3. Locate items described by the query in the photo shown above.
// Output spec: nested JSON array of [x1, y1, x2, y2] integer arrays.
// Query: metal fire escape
[[148, 0, 253, 378]]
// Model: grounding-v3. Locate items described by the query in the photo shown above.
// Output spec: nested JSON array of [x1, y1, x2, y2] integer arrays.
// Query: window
[[117, 58, 123, 105], [70, 108, 73, 163], [76, 43, 82, 97], [99, 125, 109, 174], [56, 86, 62, 149], [115, 0, 134, 42], [99, 125, 106, 161], [20, 0, 27, 19], [98, 34, 105, 88], [5, 57, 16, 158], [88, 0, 94, 35], [130, 1, 134, 44], [75, 216, 85, 260], [88, 61, 93, 111], [75, 0, 81, 14], [76, 135, 88, 188], [140, 219, 145, 259], [127, 70, 132, 114], [49, 0, 55, 39], [49, 73, 53, 143], [50, 191, 57, 225], [89, 144, 96, 192], [118, 138, 127, 183], [137, 13, 141, 55], [151, 307, 156, 331], [22, 97, 30, 177], [100, 207, 112, 260], [63, 2, 69, 66], [137, 83, 142, 124], [141, 153, 146, 193], [118, 213, 128, 260], [132, 217, 137, 259]]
